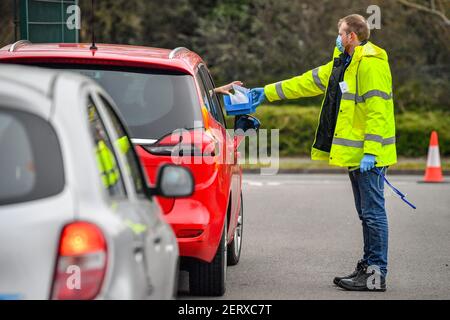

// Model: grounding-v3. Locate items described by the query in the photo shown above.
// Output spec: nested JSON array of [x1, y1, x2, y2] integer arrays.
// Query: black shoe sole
[[337, 280, 386, 292], [333, 276, 357, 286]]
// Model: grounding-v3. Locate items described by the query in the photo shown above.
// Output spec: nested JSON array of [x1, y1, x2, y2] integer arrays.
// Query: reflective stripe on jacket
[[96, 140, 120, 187]]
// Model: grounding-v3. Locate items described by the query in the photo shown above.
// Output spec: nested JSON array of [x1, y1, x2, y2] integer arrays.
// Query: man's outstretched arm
[[262, 60, 334, 103]]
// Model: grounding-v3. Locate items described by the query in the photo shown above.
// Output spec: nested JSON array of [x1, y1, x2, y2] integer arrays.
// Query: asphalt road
[[179, 173, 450, 300]]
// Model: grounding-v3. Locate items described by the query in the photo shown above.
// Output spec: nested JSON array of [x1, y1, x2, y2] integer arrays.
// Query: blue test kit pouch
[[223, 92, 256, 116]]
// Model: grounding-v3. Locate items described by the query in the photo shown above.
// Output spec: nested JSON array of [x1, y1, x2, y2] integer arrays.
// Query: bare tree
[[396, 0, 450, 53], [396, 0, 450, 26], [0, 1, 15, 47]]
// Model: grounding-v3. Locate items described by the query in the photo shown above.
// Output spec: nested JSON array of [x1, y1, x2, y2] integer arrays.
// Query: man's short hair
[[338, 14, 370, 41]]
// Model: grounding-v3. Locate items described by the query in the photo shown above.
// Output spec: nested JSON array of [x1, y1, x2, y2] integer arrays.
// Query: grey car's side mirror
[[151, 164, 194, 198]]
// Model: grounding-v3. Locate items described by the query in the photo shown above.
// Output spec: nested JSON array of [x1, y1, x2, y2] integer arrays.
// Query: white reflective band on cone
[[427, 146, 441, 167]]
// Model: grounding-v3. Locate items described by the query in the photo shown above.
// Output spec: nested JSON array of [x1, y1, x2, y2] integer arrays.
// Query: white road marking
[[267, 182, 281, 186], [243, 178, 413, 187], [243, 179, 340, 186], [246, 181, 264, 187]]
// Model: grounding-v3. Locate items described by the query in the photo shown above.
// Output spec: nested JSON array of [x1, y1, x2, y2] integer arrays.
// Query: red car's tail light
[[142, 143, 205, 156], [141, 129, 218, 158], [51, 222, 107, 300]]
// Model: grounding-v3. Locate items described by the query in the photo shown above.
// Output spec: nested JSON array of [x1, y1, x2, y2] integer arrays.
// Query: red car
[[0, 41, 250, 296]]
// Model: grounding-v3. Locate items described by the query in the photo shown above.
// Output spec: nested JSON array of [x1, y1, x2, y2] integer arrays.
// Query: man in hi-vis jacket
[[251, 14, 396, 291]]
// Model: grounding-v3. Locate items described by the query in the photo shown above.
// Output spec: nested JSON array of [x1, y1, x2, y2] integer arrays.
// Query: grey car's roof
[[0, 64, 104, 199], [0, 64, 59, 97], [0, 64, 64, 120], [0, 64, 94, 119]]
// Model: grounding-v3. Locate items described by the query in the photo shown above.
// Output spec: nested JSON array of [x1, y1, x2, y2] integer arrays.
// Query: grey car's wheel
[[189, 220, 227, 296], [227, 193, 243, 266]]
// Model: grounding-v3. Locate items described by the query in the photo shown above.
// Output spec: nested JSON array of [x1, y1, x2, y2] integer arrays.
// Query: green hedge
[[226, 105, 450, 157]]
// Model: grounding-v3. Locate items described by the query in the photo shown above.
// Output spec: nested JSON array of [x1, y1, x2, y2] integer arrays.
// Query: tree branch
[[396, 0, 450, 26]]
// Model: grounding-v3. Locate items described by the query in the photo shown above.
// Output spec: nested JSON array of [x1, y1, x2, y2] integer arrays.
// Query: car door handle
[[133, 242, 145, 262], [134, 246, 144, 255], [153, 236, 162, 245]]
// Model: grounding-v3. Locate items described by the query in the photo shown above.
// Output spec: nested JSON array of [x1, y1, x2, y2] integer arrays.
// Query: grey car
[[0, 65, 194, 300]]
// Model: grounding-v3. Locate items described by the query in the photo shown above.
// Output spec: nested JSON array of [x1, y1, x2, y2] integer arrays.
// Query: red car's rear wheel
[[189, 219, 227, 296], [227, 192, 243, 266]]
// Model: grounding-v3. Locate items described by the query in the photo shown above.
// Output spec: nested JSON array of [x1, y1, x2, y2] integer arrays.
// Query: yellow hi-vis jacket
[[95, 136, 131, 188], [95, 137, 131, 188], [264, 41, 397, 167], [96, 140, 120, 188]]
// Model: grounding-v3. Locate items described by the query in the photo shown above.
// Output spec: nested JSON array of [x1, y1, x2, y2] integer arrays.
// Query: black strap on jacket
[[313, 41, 368, 153], [312, 53, 347, 152]]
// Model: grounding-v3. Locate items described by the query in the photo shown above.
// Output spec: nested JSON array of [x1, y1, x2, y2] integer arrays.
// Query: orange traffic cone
[[423, 131, 444, 183]]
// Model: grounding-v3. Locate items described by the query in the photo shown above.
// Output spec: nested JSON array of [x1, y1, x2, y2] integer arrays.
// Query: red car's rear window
[[10, 62, 204, 141]]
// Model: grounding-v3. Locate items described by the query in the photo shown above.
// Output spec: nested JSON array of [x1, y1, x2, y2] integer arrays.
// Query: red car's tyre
[[227, 193, 243, 266], [189, 220, 227, 296]]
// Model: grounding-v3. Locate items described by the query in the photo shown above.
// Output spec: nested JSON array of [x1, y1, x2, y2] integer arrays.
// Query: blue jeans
[[348, 167, 389, 277]]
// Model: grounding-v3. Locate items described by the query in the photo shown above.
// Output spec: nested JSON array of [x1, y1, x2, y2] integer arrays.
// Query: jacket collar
[[333, 41, 388, 63]]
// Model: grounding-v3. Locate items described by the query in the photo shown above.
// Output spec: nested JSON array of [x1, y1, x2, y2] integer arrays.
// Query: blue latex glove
[[250, 87, 266, 108], [360, 154, 376, 173]]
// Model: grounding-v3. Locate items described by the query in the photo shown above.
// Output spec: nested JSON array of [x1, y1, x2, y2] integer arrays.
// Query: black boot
[[337, 268, 387, 292], [333, 260, 366, 286]]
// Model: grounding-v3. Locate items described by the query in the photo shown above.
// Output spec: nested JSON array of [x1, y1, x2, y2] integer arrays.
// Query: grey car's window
[[98, 95, 146, 196], [0, 108, 64, 205], [86, 97, 126, 198]]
